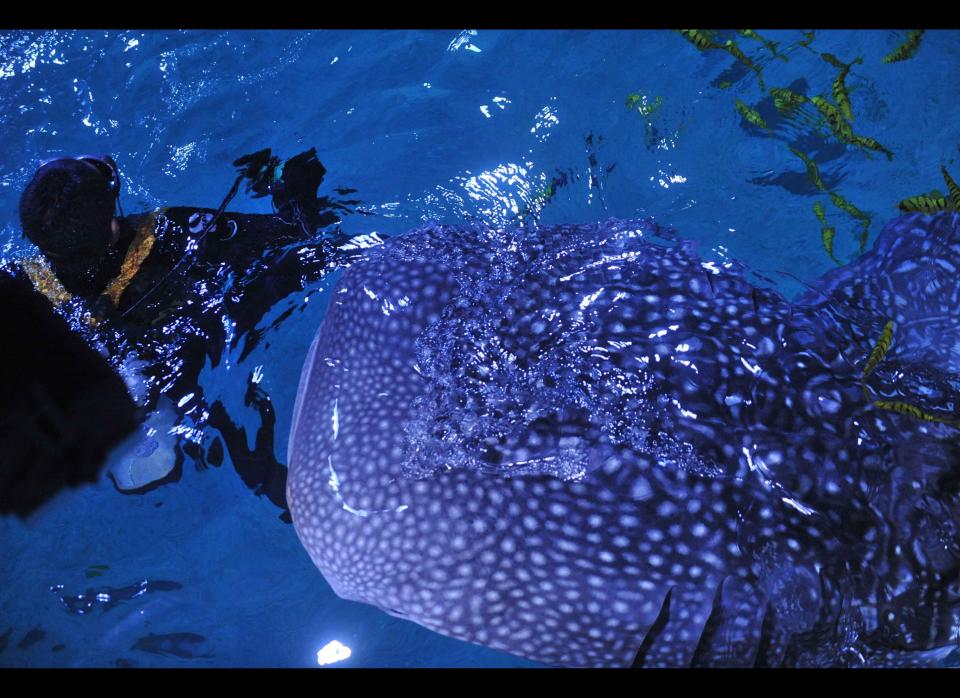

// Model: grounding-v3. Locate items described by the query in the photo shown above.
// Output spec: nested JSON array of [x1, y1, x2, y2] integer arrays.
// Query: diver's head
[[19, 155, 122, 266]]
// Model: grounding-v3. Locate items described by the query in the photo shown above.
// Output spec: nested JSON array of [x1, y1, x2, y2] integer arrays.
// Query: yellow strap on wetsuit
[[102, 210, 162, 307], [19, 256, 73, 309], [18, 256, 100, 327], [19, 208, 164, 323]]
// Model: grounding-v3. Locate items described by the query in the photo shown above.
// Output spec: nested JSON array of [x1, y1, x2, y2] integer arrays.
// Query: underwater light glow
[[316, 640, 352, 666]]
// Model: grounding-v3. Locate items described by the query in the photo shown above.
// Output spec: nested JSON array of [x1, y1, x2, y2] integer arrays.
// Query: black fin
[[631, 586, 674, 668], [690, 577, 727, 667], [753, 602, 780, 667]]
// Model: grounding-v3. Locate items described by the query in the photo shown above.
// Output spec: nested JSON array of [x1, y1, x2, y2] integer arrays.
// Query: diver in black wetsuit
[[2, 148, 365, 519]]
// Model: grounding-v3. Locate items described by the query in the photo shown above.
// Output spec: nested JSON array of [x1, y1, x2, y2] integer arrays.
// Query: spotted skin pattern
[[287, 214, 960, 667]]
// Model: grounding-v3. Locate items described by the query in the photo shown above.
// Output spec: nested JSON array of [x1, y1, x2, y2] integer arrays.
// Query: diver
[[3, 148, 366, 518]]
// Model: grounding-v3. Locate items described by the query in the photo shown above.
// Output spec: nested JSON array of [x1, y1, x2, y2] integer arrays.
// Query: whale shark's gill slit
[[753, 602, 780, 668], [690, 577, 727, 668], [631, 586, 674, 668]]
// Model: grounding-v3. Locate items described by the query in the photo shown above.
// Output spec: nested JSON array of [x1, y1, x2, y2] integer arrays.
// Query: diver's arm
[[232, 147, 330, 237]]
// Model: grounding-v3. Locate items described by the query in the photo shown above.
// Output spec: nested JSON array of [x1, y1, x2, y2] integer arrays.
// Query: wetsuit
[[97, 204, 342, 408], [2, 148, 363, 518]]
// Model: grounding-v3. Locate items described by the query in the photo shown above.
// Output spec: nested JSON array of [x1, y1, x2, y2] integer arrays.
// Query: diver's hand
[[244, 366, 269, 408], [233, 148, 282, 199]]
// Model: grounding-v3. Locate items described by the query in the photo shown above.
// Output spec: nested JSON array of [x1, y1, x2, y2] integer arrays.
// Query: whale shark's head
[[288, 214, 960, 667]]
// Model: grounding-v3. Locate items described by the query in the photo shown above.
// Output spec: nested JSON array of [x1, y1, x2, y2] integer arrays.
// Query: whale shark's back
[[288, 216, 960, 667]]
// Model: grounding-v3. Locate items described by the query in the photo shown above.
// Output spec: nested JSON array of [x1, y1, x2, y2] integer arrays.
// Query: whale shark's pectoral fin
[[689, 577, 768, 667]]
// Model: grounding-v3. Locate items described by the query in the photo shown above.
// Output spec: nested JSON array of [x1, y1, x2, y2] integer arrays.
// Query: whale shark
[[286, 213, 960, 667]]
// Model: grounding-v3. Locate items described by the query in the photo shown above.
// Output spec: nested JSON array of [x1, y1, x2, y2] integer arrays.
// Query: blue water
[[1, 29, 959, 667]]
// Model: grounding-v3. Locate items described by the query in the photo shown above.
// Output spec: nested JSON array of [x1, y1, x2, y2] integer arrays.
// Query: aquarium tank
[[1, 29, 959, 668]]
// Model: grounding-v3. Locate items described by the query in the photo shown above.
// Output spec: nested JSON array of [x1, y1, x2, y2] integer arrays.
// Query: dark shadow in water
[[207, 372, 291, 523], [17, 627, 46, 650], [132, 632, 213, 659]]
